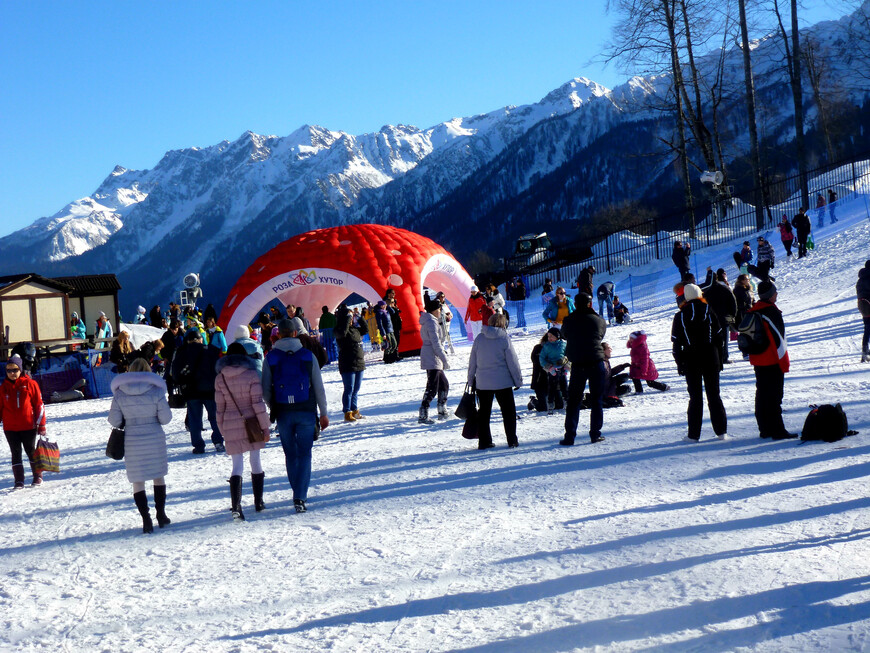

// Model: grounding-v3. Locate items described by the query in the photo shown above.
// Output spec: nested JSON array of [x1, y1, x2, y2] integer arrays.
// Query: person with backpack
[[215, 342, 271, 520], [418, 297, 450, 424], [744, 281, 797, 439], [334, 305, 368, 422], [262, 318, 329, 513], [671, 284, 728, 441], [792, 207, 812, 258], [170, 329, 226, 454], [857, 260, 870, 362], [779, 215, 795, 257]]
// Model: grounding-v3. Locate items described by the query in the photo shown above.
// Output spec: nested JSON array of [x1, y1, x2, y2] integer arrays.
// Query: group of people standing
[[108, 314, 329, 532]]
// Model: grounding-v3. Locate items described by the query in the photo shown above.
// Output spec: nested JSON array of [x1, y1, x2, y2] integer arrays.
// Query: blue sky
[[0, 0, 847, 238]]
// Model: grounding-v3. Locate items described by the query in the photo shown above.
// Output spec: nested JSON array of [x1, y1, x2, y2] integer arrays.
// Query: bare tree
[[737, 0, 767, 230], [770, 0, 809, 208]]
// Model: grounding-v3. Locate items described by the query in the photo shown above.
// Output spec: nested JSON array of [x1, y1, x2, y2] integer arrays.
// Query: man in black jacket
[[671, 241, 692, 279], [171, 329, 225, 454], [792, 207, 812, 258], [671, 283, 728, 441], [575, 266, 595, 296], [703, 269, 738, 364], [559, 293, 607, 445]]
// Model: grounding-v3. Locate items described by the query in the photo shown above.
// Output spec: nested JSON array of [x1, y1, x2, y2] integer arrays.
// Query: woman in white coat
[[108, 357, 172, 533], [417, 298, 450, 424]]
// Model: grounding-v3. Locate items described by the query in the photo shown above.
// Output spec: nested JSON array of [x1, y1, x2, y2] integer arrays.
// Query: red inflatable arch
[[217, 224, 475, 353]]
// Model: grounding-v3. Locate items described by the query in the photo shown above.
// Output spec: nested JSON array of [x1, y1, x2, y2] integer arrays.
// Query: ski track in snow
[[3, 216, 870, 651]]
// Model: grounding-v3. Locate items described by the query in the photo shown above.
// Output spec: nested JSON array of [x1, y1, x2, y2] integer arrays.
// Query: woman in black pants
[[467, 314, 523, 449]]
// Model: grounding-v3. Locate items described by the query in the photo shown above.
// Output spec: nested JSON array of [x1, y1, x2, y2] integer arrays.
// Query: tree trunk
[[738, 0, 766, 231], [790, 0, 809, 209]]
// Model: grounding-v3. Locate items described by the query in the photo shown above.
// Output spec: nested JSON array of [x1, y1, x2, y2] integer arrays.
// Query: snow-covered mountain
[[2, 6, 869, 314]]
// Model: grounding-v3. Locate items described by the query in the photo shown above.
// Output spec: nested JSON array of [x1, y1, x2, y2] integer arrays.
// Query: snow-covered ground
[[3, 214, 870, 652]]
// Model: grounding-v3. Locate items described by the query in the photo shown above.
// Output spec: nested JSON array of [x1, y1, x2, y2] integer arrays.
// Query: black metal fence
[[519, 154, 870, 290]]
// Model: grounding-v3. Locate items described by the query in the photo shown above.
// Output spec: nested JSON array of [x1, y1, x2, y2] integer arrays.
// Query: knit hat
[[757, 280, 777, 301], [425, 297, 442, 313], [376, 300, 386, 308], [577, 292, 592, 305], [470, 285, 479, 293], [290, 317, 307, 335], [233, 325, 250, 340], [184, 328, 202, 342], [682, 284, 703, 301], [546, 327, 562, 339], [7, 354, 23, 370], [277, 318, 296, 334]]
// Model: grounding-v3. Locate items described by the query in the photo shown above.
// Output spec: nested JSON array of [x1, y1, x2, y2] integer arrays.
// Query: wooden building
[[0, 273, 121, 347]]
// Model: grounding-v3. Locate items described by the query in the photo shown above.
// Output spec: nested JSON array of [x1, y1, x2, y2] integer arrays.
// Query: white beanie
[[233, 325, 250, 340], [683, 284, 703, 301]]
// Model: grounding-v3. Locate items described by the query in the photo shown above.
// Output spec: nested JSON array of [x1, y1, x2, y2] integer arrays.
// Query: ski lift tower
[[700, 170, 725, 235]]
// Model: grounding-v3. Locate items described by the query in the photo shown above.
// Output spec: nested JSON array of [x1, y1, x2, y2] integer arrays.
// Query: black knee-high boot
[[251, 472, 266, 512], [153, 484, 170, 527], [133, 491, 154, 534], [229, 475, 245, 521]]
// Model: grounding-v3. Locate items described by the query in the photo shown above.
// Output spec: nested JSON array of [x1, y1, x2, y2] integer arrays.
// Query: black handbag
[[461, 412, 479, 440], [455, 383, 478, 422], [106, 419, 125, 460]]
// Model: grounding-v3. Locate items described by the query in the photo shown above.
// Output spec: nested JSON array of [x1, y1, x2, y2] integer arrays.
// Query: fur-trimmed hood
[[215, 353, 259, 376], [110, 371, 166, 396]]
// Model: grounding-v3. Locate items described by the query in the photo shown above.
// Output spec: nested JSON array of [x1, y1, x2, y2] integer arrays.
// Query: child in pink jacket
[[626, 331, 669, 393]]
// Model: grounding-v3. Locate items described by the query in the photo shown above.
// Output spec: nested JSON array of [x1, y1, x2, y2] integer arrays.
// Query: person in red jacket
[[1, 354, 47, 489], [748, 281, 797, 440], [464, 285, 487, 343]]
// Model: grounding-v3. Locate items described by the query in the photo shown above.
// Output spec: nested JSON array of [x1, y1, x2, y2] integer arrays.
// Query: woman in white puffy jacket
[[108, 357, 172, 534]]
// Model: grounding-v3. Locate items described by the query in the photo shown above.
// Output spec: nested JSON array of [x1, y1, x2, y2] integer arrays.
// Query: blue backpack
[[267, 347, 313, 404]]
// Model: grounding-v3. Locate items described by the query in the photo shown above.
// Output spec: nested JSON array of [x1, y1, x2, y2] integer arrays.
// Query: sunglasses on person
[[556, 291, 565, 296], [6, 367, 21, 375]]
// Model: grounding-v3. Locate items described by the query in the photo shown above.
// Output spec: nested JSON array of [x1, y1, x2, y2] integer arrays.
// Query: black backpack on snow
[[736, 313, 769, 355], [801, 404, 858, 442]]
